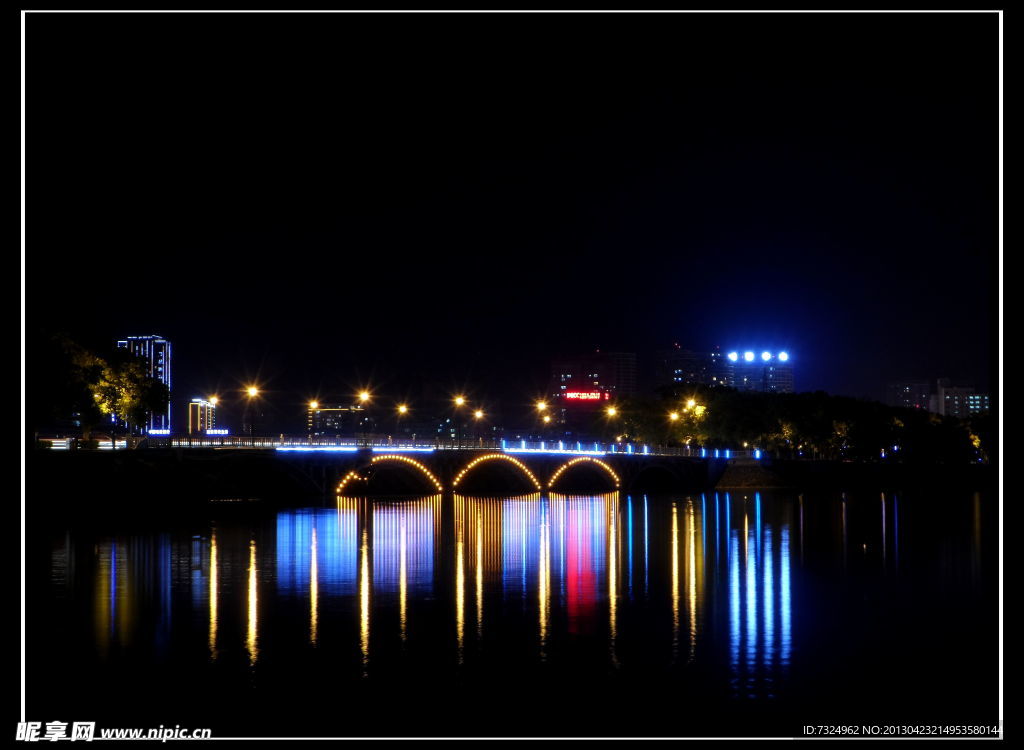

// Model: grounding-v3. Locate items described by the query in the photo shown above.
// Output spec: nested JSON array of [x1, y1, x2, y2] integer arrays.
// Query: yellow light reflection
[[359, 526, 370, 674], [399, 514, 407, 642], [209, 532, 218, 659], [247, 539, 258, 665], [456, 517, 465, 664], [608, 498, 619, 667], [310, 527, 318, 646], [671, 502, 679, 660], [476, 510, 483, 641], [539, 503, 551, 660], [686, 500, 697, 662]]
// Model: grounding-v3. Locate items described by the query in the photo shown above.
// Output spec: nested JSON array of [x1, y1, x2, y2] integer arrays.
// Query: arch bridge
[[271, 444, 732, 495]]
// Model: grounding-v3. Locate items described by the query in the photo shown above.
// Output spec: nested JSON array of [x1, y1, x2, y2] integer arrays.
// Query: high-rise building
[[886, 382, 931, 411], [307, 402, 370, 436], [549, 351, 637, 431], [931, 378, 991, 418], [724, 350, 794, 393], [116, 335, 172, 432], [655, 346, 734, 389], [550, 351, 637, 401], [188, 398, 217, 434]]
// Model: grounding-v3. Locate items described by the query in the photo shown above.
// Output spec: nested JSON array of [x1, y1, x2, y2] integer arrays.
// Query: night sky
[[26, 12, 999, 429]]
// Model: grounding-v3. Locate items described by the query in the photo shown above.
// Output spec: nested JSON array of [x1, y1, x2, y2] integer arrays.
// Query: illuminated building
[[886, 381, 931, 411], [549, 351, 636, 431], [307, 402, 370, 436], [188, 398, 217, 434], [551, 351, 637, 401], [658, 345, 793, 393], [724, 350, 794, 393], [656, 345, 733, 388], [116, 335, 171, 432], [930, 379, 991, 418]]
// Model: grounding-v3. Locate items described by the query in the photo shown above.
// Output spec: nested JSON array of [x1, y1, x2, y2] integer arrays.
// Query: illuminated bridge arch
[[452, 453, 543, 491], [337, 455, 444, 494], [548, 457, 621, 490]]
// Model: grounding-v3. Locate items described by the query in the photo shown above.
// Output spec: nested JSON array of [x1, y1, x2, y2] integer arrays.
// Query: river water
[[27, 489, 998, 738]]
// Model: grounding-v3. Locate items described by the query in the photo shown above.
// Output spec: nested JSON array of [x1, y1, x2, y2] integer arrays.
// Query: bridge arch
[[452, 453, 543, 491], [548, 457, 621, 491], [336, 454, 445, 494]]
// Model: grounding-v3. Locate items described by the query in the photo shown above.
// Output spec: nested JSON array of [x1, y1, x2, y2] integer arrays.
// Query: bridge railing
[[125, 435, 763, 459]]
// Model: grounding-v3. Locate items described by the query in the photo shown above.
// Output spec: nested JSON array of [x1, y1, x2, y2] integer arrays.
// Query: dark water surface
[[28, 490, 998, 737]]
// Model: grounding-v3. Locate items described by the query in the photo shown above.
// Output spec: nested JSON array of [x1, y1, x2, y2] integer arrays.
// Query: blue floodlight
[[778, 351, 789, 362], [761, 351, 771, 361], [728, 352, 739, 362], [743, 351, 755, 362]]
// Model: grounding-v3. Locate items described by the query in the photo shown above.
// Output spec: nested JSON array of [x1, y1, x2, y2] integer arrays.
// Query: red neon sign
[[564, 391, 609, 400]]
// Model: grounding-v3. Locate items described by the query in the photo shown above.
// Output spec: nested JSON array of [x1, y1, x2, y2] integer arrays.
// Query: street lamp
[[244, 386, 260, 444], [395, 403, 409, 443], [453, 396, 466, 447], [473, 409, 485, 445], [356, 391, 372, 446]]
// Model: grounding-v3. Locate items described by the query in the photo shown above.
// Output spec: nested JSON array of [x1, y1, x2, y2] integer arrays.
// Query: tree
[[30, 332, 169, 448], [89, 348, 170, 445]]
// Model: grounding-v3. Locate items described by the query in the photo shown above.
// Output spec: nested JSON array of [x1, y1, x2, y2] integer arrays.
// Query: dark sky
[[26, 11, 999, 428]]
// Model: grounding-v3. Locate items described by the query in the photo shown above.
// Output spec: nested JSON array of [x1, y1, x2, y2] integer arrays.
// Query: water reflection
[[59, 490, 998, 713], [726, 494, 793, 698]]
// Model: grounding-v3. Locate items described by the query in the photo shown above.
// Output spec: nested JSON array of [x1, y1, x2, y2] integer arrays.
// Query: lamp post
[[357, 391, 371, 447], [244, 386, 260, 445], [605, 405, 619, 445], [308, 400, 319, 440], [473, 409, 484, 446], [667, 410, 680, 449], [396, 403, 408, 444], [535, 400, 548, 440], [453, 396, 466, 447]]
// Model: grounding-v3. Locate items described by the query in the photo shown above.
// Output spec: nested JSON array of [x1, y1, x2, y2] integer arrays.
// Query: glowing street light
[[358, 391, 371, 403], [309, 400, 319, 410], [606, 406, 618, 417], [474, 409, 484, 419], [243, 385, 260, 442], [397, 404, 408, 415], [543, 415, 551, 424], [686, 399, 696, 409], [209, 396, 219, 406], [454, 395, 466, 407], [536, 401, 547, 412], [669, 411, 679, 421]]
